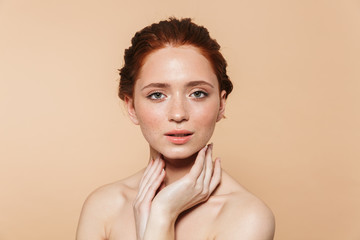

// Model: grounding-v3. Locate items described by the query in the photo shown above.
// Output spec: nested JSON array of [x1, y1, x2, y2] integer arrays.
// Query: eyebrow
[[141, 83, 170, 90], [141, 80, 214, 91]]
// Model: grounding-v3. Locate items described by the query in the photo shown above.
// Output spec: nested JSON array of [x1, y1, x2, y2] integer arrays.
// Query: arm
[[142, 207, 176, 240], [76, 190, 108, 240], [216, 197, 275, 240], [76, 185, 127, 240]]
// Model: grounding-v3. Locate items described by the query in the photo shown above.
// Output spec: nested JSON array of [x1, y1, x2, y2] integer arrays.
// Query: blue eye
[[147, 92, 165, 100], [191, 91, 208, 98]]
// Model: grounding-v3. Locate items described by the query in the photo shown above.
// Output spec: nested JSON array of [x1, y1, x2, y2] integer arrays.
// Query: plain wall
[[1, 0, 359, 239]]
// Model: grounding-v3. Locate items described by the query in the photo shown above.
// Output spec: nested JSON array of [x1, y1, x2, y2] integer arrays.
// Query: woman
[[76, 18, 275, 240]]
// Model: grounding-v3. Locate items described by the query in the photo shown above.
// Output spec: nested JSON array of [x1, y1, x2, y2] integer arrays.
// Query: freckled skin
[[131, 46, 224, 161], [76, 46, 275, 240]]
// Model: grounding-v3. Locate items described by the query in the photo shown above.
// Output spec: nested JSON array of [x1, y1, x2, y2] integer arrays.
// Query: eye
[[190, 90, 208, 99], [147, 92, 166, 100]]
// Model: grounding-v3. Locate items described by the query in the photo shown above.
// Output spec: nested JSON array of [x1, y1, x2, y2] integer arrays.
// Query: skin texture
[[76, 46, 275, 240], [129, 46, 225, 162]]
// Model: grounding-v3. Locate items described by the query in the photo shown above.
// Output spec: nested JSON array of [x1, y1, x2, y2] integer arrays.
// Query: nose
[[168, 95, 189, 123]]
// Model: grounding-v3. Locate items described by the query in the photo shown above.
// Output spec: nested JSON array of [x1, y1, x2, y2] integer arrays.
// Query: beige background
[[1, 0, 359, 239]]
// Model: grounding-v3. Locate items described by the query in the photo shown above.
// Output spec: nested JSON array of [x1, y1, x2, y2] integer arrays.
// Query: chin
[[157, 144, 204, 161], [162, 152, 194, 161], [147, 135, 211, 161]]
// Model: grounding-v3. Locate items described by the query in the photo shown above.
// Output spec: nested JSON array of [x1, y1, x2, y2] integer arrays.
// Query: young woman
[[76, 18, 275, 240]]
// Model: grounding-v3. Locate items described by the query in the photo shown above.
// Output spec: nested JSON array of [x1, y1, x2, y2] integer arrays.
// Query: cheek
[[136, 104, 164, 135], [191, 101, 219, 129]]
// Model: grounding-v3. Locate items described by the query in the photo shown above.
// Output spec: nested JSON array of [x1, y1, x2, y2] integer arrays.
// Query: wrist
[[143, 205, 176, 240], [150, 201, 178, 223]]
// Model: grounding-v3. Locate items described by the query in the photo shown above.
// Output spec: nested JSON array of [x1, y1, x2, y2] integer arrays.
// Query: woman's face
[[126, 46, 226, 160]]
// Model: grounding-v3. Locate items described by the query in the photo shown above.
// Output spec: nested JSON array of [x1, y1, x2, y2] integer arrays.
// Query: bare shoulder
[[214, 171, 275, 240], [76, 171, 143, 240]]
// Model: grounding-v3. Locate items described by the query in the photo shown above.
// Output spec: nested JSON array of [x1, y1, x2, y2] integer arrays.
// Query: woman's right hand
[[133, 156, 166, 240]]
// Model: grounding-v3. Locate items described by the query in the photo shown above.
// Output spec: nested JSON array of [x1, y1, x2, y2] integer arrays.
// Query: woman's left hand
[[150, 143, 221, 221]]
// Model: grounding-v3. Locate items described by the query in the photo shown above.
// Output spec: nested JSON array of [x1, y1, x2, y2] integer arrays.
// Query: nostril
[[167, 99, 189, 122]]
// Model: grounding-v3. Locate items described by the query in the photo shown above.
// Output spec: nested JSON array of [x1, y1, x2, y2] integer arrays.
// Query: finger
[[141, 169, 166, 204], [138, 169, 164, 205], [203, 143, 213, 187], [144, 158, 165, 191], [138, 157, 162, 197], [143, 153, 161, 176], [196, 143, 211, 185], [138, 157, 158, 194], [196, 158, 206, 185], [140, 158, 154, 183], [209, 158, 222, 193], [138, 157, 163, 199], [189, 145, 208, 178], [137, 158, 165, 202]]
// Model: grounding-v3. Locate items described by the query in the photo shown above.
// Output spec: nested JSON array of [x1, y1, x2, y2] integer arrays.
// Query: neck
[[149, 147, 198, 186]]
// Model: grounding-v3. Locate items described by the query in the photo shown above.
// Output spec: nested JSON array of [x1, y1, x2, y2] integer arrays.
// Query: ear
[[216, 90, 227, 122], [124, 96, 139, 125]]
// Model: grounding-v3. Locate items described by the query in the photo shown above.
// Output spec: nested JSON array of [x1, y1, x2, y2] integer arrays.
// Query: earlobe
[[124, 96, 139, 125], [216, 90, 227, 122]]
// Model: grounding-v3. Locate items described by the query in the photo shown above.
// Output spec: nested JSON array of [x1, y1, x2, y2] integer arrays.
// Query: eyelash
[[190, 90, 208, 99], [147, 92, 166, 100], [146, 90, 209, 101]]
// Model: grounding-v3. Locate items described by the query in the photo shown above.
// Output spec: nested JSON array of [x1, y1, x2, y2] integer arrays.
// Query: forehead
[[135, 46, 218, 88]]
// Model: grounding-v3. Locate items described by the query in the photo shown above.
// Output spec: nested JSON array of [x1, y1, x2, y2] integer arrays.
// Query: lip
[[164, 130, 194, 144]]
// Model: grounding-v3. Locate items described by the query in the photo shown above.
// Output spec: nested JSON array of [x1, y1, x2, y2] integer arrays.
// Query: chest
[[107, 202, 219, 240]]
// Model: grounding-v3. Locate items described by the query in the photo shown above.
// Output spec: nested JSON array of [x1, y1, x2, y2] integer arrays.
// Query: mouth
[[165, 133, 193, 137], [164, 130, 194, 144]]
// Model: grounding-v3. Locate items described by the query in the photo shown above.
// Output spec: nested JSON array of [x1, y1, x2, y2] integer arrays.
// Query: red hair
[[118, 17, 233, 100]]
